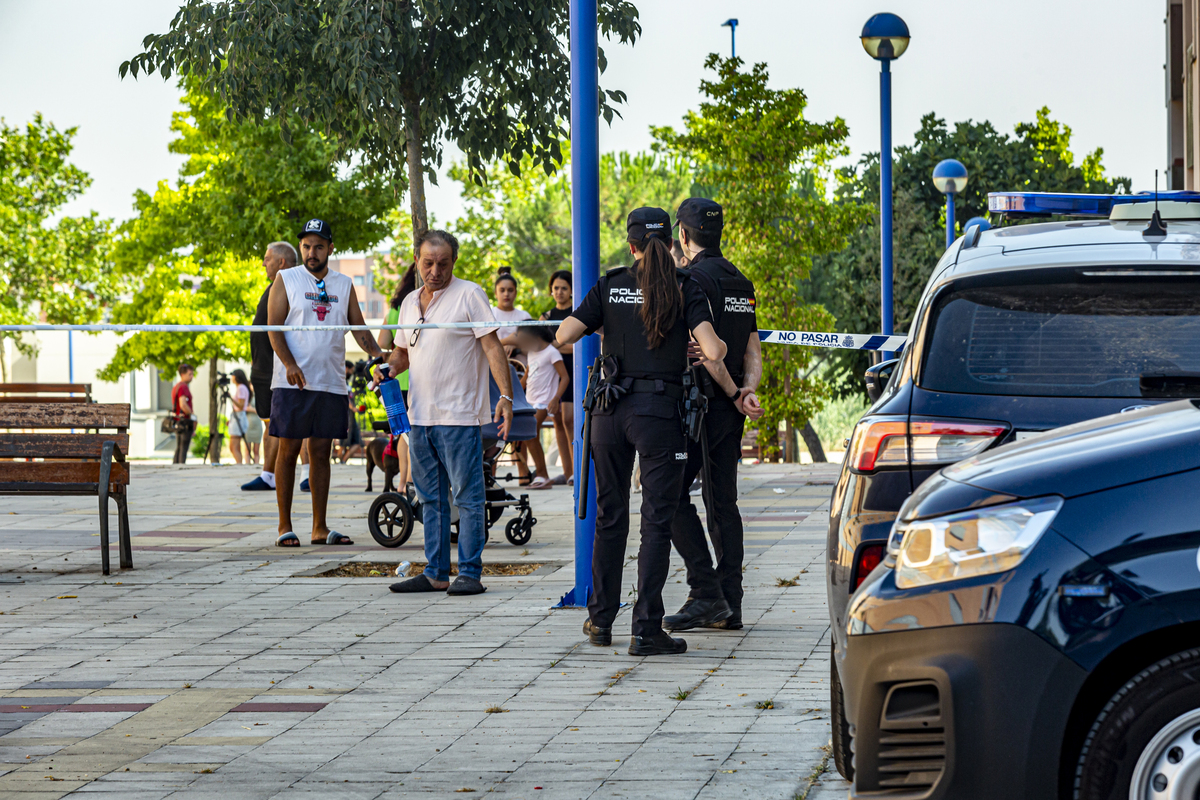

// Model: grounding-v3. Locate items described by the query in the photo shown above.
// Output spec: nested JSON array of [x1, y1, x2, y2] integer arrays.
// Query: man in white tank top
[[267, 218, 385, 548]]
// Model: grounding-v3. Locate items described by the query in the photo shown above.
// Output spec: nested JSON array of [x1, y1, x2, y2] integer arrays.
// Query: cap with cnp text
[[298, 218, 333, 242], [626, 206, 672, 243], [674, 198, 723, 232]]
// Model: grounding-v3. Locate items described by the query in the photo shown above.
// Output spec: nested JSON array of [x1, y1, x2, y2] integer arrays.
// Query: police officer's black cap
[[298, 218, 333, 242], [626, 207, 672, 243], [674, 198, 723, 232]]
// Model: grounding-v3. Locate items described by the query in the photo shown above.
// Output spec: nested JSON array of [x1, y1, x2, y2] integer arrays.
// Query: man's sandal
[[276, 532, 301, 548], [319, 531, 355, 545]]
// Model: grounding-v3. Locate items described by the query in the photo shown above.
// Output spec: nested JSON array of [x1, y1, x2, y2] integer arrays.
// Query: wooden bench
[[0, 383, 93, 404], [0, 403, 132, 575]]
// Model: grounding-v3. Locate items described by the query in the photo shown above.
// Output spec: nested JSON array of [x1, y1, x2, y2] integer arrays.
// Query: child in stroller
[[366, 364, 538, 548]]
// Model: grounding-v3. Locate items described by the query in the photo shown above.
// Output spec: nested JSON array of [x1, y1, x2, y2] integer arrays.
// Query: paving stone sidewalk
[[0, 460, 850, 799]]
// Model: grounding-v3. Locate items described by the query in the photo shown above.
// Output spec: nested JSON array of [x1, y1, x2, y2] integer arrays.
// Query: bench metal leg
[[98, 487, 111, 576], [98, 441, 114, 577], [116, 490, 132, 570]]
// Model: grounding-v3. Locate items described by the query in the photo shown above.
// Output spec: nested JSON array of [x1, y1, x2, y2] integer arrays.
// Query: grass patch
[[671, 687, 690, 701], [776, 576, 799, 587], [755, 699, 776, 710], [484, 706, 508, 714], [794, 744, 831, 800], [312, 561, 543, 578]]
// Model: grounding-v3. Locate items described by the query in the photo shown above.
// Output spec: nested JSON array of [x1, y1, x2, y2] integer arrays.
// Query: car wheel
[[831, 641, 854, 781], [1074, 647, 1200, 800]]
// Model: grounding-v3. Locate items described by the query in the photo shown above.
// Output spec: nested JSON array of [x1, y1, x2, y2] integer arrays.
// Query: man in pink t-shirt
[[383, 230, 514, 596]]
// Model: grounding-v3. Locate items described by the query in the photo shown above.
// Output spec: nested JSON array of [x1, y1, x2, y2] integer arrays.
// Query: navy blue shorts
[[268, 388, 350, 441]]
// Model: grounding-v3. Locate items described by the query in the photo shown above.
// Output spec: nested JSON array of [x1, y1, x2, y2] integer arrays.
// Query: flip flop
[[320, 531, 355, 545], [275, 532, 301, 548], [528, 476, 553, 490], [389, 575, 446, 593]]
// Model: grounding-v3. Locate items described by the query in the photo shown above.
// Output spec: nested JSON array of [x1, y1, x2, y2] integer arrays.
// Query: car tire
[[1074, 647, 1200, 800], [831, 641, 855, 781]]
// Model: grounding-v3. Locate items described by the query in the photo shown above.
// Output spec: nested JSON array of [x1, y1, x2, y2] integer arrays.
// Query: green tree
[[653, 55, 870, 459], [442, 147, 692, 315], [100, 87, 394, 447], [808, 109, 1132, 397], [121, 0, 641, 250], [0, 114, 115, 381]]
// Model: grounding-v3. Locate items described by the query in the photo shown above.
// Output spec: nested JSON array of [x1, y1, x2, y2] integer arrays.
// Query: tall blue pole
[[68, 331, 74, 383], [879, 60, 894, 361], [559, 0, 599, 609], [730, 22, 736, 58], [945, 192, 956, 249]]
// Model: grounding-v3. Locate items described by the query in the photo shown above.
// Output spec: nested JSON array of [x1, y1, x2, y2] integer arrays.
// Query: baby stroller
[[366, 365, 539, 548]]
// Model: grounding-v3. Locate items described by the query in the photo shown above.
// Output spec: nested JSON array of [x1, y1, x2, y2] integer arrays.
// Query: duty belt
[[625, 379, 684, 400]]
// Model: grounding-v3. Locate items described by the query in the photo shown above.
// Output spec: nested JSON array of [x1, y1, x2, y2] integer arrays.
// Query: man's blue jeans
[[409, 425, 485, 582]]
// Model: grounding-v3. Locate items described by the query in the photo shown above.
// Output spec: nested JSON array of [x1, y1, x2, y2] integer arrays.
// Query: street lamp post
[[722, 19, 738, 59], [861, 13, 909, 361], [933, 159, 969, 249]]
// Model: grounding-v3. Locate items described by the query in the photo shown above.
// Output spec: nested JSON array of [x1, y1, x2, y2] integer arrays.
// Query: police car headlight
[[889, 497, 1062, 589]]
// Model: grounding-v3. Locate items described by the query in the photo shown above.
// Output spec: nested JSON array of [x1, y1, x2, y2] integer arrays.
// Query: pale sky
[[0, 0, 1166, 251]]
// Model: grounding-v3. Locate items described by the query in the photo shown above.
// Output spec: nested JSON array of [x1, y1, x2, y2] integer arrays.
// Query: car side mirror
[[864, 358, 900, 403]]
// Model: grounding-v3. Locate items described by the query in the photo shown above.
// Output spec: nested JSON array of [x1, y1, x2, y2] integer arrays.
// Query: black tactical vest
[[688, 251, 756, 386], [598, 266, 690, 383]]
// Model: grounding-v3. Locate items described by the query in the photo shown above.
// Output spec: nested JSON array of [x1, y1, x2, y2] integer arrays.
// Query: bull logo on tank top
[[303, 290, 338, 321]]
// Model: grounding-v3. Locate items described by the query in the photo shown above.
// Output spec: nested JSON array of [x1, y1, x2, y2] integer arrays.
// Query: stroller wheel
[[505, 516, 533, 546], [368, 492, 414, 548]]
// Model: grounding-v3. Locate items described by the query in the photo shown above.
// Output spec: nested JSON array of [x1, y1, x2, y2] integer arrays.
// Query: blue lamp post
[[722, 19, 738, 59], [861, 13, 910, 361], [932, 159, 969, 249], [557, 0, 601, 609]]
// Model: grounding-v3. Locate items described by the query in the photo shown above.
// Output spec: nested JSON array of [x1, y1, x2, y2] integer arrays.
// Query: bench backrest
[[0, 383, 93, 404], [0, 403, 132, 488]]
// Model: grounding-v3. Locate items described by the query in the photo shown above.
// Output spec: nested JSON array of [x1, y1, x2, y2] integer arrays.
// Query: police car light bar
[[988, 191, 1200, 218]]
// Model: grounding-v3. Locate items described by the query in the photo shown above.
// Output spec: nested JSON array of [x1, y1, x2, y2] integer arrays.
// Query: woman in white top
[[490, 268, 531, 356], [228, 369, 252, 465]]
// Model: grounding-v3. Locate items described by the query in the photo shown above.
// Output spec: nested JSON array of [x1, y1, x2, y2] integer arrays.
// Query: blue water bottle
[[378, 376, 411, 435]]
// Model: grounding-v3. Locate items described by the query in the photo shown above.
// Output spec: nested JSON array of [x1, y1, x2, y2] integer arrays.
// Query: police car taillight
[[847, 418, 1007, 472]]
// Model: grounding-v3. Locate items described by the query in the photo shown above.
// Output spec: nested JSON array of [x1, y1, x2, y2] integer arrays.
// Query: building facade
[[1169, 1, 1192, 189]]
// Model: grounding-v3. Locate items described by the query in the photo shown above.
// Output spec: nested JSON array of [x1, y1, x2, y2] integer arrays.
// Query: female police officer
[[554, 207, 728, 656]]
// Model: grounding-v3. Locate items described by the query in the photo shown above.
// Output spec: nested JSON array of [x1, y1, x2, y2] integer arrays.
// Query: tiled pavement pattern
[[0, 461, 852, 799]]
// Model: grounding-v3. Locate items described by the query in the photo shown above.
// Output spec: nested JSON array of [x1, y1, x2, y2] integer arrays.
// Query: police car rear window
[[921, 280, 1200, 397]]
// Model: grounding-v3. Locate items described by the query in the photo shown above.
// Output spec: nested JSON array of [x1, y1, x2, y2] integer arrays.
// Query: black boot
[[663, 597, 732, 631], [629, 631, 687, 656], [583, 618, 611, 646], [703, 609, 742, 630]]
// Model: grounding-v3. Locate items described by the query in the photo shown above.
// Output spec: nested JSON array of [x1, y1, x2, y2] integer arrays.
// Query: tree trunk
[[0, 339, 7, 383], [206, 355, 222, 464], [801, 421, 827, 463], [782, 349, 793, 463], [404, 96, 428, 253]]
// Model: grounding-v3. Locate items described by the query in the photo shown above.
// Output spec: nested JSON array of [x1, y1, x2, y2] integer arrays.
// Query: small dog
[[365, 436, 399, 493]]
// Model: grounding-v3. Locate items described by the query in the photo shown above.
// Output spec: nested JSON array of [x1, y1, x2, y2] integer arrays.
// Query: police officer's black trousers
[[588, 397, 689, 637], [670, 400, 746, 610]]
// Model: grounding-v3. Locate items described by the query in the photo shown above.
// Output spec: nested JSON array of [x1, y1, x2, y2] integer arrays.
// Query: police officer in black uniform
[[554, 207, 730, 656], [663, 198, 764, 633]]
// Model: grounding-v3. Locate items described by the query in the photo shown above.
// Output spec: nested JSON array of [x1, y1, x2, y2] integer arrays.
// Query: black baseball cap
[[626, 207, 672, 243], [298, 218, 333, 242], [674, 198, 723, 232]]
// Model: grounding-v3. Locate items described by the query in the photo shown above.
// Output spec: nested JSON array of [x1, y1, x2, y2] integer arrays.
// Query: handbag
[[161, 415, 188, 434]]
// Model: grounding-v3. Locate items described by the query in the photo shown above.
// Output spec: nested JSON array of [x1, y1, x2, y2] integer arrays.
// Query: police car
[[827, 191, 1200, 798]]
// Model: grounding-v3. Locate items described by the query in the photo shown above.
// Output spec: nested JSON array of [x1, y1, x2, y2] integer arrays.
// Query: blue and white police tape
[[0, 321, 561, 333], [758, 330, 907, 352], [0, 322, 908, 351]]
